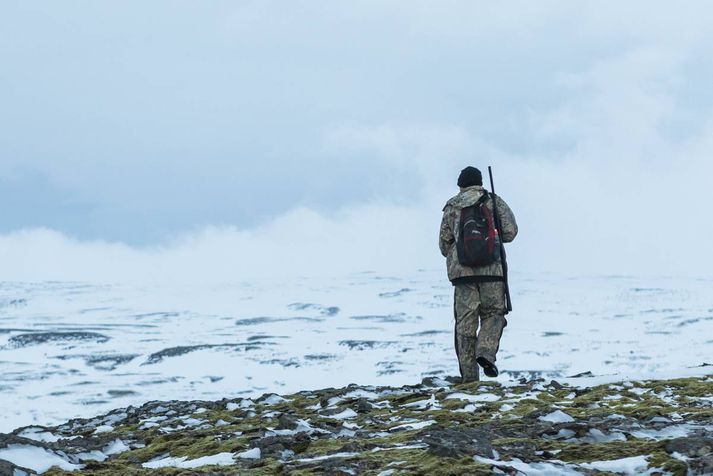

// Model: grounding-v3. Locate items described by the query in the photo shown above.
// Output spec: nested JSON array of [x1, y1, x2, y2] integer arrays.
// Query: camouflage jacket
[[439, 185, 518, 284]]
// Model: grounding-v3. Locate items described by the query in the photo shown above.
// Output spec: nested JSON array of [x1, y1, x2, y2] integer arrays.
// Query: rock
[[277, 413, 299, 431], [418, 425, 494, 458], [355, 398, 372, 414], [665, 437, 713, 457], [8, 332, 110, 348]]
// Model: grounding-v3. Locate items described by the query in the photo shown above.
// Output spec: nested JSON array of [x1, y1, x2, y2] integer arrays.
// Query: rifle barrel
[[488, 166, 513, 313]]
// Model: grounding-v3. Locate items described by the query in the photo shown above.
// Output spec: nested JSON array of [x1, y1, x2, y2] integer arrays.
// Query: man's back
[[439, 166, 518, 382]]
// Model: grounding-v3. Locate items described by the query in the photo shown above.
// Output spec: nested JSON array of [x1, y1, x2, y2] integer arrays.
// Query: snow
[[0, 272, 711, 432], [446, 392, 499, 403], [296, 452, 359, 463], [628, 424, 700, 440], [371, 444, 428, 452], [0, 445, 82, 473], [539, 410, 575, 423], [343, 389, 380, 400], [402, 395, 439, 409], [324, 408, 358, 420], [236, 448, 261, 460], [389, 420, 436, 431], [17, 428, 61, 443], [227, 399, 253, 411], [104, 439, 131, 455], [580, 456, 654, 475], [585, 428, 626, 443], [143, 452, 236, 469], [475, 456, 582, 475]]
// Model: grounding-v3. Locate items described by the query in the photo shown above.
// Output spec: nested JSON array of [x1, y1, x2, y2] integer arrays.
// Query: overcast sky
[[1, 1, 712, 280]]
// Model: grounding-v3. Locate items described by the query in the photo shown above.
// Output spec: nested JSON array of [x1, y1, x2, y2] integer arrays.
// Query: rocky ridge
[[0, 375, 711, 475]]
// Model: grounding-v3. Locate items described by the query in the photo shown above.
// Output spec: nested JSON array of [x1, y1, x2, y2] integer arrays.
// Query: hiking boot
[[476, 357, 499, 378]]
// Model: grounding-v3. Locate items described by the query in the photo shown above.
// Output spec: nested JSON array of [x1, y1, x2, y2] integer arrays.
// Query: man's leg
[[454, 284, 480, 382], [476, 281, 508, 374]]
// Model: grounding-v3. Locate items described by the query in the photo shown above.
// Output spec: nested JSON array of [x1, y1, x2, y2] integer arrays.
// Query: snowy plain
[[0, 270, 711, 433]]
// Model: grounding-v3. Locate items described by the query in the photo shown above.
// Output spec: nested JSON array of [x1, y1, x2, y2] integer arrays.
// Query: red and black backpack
[[456, 192, 501, 267]]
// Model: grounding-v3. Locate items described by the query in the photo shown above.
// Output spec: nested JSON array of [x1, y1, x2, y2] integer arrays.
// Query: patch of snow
[[628, 424, 698, 440], [262, 394, 288, 405], [580, 455, 653, 475], [371, 400, 392, 409], [584, 428, 626, 443], [402, 395, 439, 409], [103, 413, 127, 425], [326, 396, 344, 408], [446, 392, 499, 403], [143, 452, 236, 469], [475, 456, 582, 475], [0, 445, 82, 473], [237, 448, 261, 460], [17, 428, 61, 443], [389, 420, 436, 431], [226, 399, 253, 411], [372, 443, 428, 452], [104, 439, 131, 456], [93, 425, 114, 434], [539, 410, 575, 423], [324, 408, 358, 420], [76, 450, 107, 462], [344, 389, 380, 400], [296, 452, 359, 463], [180, 417, 205, 427]]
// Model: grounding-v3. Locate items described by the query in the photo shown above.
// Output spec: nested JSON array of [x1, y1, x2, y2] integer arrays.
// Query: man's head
[[457, 166, 482, 190]]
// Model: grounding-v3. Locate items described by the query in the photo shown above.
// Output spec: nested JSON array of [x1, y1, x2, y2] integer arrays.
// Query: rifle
[[488, 166, 513, 314]]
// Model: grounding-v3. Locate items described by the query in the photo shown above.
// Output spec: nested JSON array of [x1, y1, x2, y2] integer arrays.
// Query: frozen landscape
[[1, 270, 711, 435]]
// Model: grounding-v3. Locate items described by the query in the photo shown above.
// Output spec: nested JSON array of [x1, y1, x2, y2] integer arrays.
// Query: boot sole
[[476, 357, 499, 377]]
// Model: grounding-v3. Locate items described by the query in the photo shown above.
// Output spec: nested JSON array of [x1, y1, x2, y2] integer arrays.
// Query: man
[[439, 166, 518, 382]]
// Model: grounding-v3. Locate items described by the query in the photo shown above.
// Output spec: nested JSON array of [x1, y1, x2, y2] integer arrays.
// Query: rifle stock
[[487, 166, 513, 313]]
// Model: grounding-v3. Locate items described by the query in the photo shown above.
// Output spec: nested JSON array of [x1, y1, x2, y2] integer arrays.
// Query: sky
[[1, 1, 713, 281]]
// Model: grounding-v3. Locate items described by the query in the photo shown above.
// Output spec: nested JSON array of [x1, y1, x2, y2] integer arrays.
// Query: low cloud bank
[[0, 203, 443, 283], [3, 150, 711, 283]]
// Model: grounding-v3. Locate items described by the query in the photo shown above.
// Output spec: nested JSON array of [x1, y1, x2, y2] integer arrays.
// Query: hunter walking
[[439, 166, 518, 382]]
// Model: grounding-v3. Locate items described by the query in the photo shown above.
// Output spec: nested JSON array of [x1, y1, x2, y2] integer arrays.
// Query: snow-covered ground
[[0, 271, 711, 432]]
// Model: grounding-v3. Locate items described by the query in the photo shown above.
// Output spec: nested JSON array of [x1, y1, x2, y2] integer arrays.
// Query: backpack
[[456, 192, 501, 267]]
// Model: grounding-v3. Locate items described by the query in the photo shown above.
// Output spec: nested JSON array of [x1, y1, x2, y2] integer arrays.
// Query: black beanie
[[457, 166, 482, 187]]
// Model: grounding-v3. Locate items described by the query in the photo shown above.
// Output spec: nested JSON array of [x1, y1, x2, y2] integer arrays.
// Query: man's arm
[[495, 196, 518, 243], [439, 206, 454, 257]]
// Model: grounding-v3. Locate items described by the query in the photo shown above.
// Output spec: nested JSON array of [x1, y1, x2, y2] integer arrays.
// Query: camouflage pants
[[454, 281, 507, 381]]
